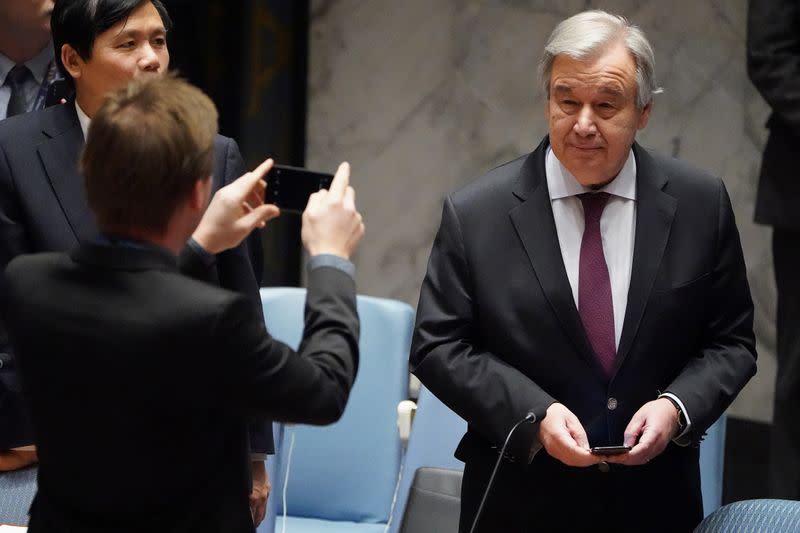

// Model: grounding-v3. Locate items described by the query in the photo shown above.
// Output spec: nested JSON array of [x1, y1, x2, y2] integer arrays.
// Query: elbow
[[314, 387, 350, 425]]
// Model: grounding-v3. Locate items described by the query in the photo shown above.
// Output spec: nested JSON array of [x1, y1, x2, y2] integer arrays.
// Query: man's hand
[[0, 448, 37, 471], [192, 158, 281, 254], [605, 398, 680, 466], [301, 162, 365, 260], [537, 403, 599, 467], [249, 460, 271, 527]]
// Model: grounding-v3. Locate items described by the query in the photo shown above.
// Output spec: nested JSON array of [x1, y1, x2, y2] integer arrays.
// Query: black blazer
[[0, 102, 271, 452], [2, 243, 359, 532], [411, 138, 756, 529], [747, 0, 800, 229]]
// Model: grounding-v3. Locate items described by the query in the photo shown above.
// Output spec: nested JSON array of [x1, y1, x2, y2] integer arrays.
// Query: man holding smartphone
[[0, 0, 272, 523], [412, 10, 756, 532], [2, 74, 364, 532]]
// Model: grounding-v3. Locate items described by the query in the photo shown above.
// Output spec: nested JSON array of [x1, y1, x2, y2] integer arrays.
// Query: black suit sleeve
[[664, 180, 757, 442], [0, 141, 34, 449], [410, 196, 552, 461], [226, 141, 265, 287], [747, 0, 800, 134], [220, 266, 359, 424], [217, 138, 273, 455], [0, 143, 31, 271]]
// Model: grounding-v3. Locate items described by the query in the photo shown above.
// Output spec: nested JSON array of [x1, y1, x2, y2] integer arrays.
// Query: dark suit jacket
[[411, 138, 756, 530], [0, 102, 272, 453], [747, 0, 800, 229], [1, 243, 359, 532]]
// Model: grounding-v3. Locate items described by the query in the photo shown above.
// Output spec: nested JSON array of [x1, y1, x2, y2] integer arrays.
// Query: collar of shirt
[[0, 42, 55, 86], [75, 100, 91, 140], [545, 146, 637, 202]]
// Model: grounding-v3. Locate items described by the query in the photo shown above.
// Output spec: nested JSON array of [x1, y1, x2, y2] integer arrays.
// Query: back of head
[[81, 73, 218, 235], [538, 10, 661, 109], [51, 0, 172, 91]]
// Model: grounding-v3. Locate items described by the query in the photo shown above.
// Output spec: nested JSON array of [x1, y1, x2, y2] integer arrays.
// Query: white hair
[[538, 10, 663, 109]]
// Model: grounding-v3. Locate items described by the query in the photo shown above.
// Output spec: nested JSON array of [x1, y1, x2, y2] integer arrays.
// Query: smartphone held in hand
[[265, 165, 334, 214], [590, 445, 631, 455]]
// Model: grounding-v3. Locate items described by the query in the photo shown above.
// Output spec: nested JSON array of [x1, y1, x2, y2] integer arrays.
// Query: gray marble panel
[[307, 0, 773, 421]]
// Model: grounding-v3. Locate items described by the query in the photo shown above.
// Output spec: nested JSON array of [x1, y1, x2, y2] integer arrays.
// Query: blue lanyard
[[32, 60, 59, 111]]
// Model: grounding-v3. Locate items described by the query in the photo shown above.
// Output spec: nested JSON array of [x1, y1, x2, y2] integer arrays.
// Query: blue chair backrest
[[388, 385, 467, 533], [699, 416, 726, 517], [694, 499, 800, 532], [260, 288, 413, 524], [0, 465, 37, 525]]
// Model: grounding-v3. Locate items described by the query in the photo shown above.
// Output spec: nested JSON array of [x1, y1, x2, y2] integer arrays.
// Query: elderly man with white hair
[[411, 10, 756, 533]]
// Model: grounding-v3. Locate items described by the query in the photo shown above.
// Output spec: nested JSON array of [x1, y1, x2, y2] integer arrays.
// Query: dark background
[[166, 0, 308, 287]]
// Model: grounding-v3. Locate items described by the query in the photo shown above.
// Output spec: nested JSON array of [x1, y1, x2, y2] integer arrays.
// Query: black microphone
[[468, 412, 537, 533]]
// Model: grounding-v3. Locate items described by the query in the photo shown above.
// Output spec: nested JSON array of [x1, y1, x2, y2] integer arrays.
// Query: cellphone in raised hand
[[264, 165, 334, 214]]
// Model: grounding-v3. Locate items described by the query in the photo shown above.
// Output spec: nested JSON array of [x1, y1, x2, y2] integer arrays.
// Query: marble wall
[[306, 0, 774, 422]]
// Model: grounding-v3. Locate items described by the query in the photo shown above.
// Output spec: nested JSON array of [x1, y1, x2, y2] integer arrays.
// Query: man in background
[[0, 0, 59, 120], [2, 74, 364, 532], [412, 10, 756, 532], [0, 0, 272, 521], [747, 0, 800, 500], [0, 0, 58, 471]]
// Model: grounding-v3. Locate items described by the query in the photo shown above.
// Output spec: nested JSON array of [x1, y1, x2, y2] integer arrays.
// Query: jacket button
[[607, 397, 618, 410], [598, 461, 610, 473]]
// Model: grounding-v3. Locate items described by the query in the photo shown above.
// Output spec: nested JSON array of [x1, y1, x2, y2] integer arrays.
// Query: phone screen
[[265, 165, 334, 214]]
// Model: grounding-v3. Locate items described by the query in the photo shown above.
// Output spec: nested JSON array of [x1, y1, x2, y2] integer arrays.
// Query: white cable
[[281, 429, 296, 533], [383, 455, 406, 533], [385, 402, 415, 533]]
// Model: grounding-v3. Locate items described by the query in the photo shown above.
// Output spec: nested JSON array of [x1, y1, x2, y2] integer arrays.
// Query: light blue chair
[[700, 416, 727, 517], [694, 499, 800, 532], [387, 385, 466, 533], [0, 465, 36, 525], [257, 288, 413, 533]]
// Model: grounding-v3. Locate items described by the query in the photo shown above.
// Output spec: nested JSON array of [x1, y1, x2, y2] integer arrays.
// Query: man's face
[[545, 41, 650, 187], [71, 1, 169, 109], [0, 0, 54, 34]]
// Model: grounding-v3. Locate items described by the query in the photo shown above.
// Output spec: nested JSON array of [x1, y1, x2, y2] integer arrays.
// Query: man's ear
[[638, 100, 653, 130], [60, 44, 83, 80], [188, 177, 213, 212]]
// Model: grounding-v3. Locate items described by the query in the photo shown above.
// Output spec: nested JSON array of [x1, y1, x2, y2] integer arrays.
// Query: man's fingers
[[245, 182, 266, 210], [231, 159, 272, 198], [569, 422, 590, 449], [240, 205, 280, 229], [251, 158, 274, 182], [343, 186, 356, 211], [623, 415, 645, 448], [327, 161, 350, 200], [252, 503, 266, 526]]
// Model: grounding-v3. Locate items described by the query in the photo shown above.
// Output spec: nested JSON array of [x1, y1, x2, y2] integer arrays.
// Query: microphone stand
[[468, 412, 537, 533]]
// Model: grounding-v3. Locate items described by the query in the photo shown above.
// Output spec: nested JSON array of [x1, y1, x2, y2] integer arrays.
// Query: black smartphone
[[590, 445, 631, 455], [265, 165, 334, 214]]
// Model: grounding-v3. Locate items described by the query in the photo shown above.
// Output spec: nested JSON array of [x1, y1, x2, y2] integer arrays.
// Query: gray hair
[[538, 10, 663, 109]]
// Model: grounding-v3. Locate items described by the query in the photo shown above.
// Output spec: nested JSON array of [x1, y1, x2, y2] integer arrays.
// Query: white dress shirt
[[76, 101, 91, 139], [545, 147, 691, 440]]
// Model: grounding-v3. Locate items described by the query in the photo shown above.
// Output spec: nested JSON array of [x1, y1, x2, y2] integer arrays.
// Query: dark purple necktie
[[5, 64, 32, 118], [578, 192, 616, 376]]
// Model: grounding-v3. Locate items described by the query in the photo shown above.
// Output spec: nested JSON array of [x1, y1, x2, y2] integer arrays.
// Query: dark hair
[[51, 0, 172, 91], [82, 74, 218, 235]]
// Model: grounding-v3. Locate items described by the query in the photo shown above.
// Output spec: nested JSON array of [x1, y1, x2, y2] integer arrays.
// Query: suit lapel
[[37, 104, 97, 243], [508, 139, 607, 379], [612, 144, 676, 377]]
